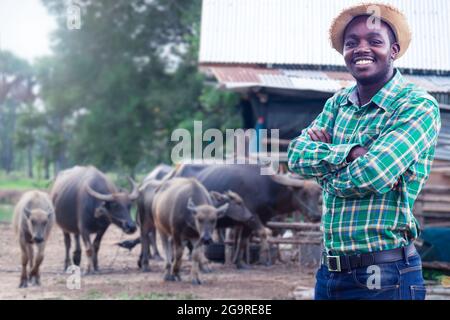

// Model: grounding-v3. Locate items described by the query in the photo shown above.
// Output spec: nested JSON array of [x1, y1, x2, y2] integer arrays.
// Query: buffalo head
[[271, 174, 322, 222], [87, 177, 139, 234], [24, 205, 53, 244], [186, 197, 228, 245]]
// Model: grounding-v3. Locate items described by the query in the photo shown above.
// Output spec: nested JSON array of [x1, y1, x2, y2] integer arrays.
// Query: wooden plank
[[430, 167, 450, 173], [423, 261, 450, 272], [267, 222, 321, 230], [421, 202, 450, 213], [417, 194, 450, 203], [422, 221, 450, 228], [296, 231, 323, 237], [418, 212, 450, 218], [224, 238, 322, 245], [268, 238, 322, 245], [422, 185, 450, 194]]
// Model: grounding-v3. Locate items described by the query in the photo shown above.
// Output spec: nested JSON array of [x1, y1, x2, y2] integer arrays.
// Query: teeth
[[355, 59, 374, 65]]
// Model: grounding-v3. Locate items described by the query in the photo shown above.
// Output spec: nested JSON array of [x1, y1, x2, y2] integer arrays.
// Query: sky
[[0, 0, 56, 62]]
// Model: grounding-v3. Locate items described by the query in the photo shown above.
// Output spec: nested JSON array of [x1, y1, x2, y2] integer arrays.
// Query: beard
[[352, 59, 394, 86]]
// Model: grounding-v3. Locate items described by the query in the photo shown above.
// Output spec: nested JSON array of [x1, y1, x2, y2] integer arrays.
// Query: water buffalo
[[130, 175, 269, 272], [153, 177, 228, 284], [13, 190, 55, 288], [50, 166, 138, 273], [173, 163, 322, 268], [117, 164, 174, 266]]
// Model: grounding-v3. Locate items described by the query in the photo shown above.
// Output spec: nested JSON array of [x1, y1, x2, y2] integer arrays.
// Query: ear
[[94, 201, 108, 218], [187, 198, 197, 215], [24, 207, 32, 219], [391, 43, 400, 60], [215, 203, 229, 219], [209, 191, 225, 204]]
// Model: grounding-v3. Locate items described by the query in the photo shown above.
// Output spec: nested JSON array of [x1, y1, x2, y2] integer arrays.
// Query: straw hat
[[329, 2, 411, 59]]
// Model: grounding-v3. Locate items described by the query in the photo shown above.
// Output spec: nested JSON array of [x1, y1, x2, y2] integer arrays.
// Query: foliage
[[1, 1, 243, 177]]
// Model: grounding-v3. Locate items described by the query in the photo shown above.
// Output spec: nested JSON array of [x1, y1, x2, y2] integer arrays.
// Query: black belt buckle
[[326, 255, 341, 272]]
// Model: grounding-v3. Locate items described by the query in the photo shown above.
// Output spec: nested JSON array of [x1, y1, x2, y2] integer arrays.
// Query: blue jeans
[[314, 252, 426, 300]]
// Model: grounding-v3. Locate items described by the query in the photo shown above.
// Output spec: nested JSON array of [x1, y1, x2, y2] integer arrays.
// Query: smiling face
[[343, 15, 400, 85]]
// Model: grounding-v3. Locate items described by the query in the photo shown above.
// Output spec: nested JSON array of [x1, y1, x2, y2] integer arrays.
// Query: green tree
[[39, 0, 241, 175], [0, 50, 34, 173]]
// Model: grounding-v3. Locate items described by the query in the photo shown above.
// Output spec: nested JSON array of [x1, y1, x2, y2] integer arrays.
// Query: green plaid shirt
[[288, 70, 441, 255]]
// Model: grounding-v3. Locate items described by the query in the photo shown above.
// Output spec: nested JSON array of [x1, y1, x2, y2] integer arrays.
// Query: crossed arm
[[288, 99, 440, 198]]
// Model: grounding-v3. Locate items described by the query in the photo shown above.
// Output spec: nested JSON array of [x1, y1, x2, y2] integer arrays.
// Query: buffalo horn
[[270, 174, 305, 188], [128, 177, 139, 200], [86, 185, 115, 201]]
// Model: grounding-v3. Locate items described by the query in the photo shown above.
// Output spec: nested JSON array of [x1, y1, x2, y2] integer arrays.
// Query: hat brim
[[329, 3, 411, 59]]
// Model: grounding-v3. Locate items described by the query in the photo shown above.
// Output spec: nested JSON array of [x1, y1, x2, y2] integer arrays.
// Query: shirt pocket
[[357, 129, 380, 148]]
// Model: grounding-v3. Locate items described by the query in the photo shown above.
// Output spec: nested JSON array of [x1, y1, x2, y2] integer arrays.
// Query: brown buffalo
[[152, 177, 228, 284], [13, 191, 55, 288]]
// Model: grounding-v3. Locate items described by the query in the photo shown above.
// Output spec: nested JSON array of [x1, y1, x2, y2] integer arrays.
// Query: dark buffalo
[[173, 163, 322, 268], [132, 175, 269, 272], [50, 166, 138, 273], [118, 164, 174, 263], [152, 177, 228, 284]]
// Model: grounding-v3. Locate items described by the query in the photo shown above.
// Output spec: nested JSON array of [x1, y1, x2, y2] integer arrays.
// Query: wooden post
[[224, 228, 233, 265], [414, 200, 425, 229]]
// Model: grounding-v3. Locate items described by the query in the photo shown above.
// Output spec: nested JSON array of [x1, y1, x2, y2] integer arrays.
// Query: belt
[[321, 243, 417, 272]]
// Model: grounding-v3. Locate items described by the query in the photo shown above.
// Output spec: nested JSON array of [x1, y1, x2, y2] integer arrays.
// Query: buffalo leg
[[73, 234, 82, 266], [186, 240, 194, 261], [27, 244, 34, 270], [29, 242, 46, 286], [235, 228, 251, 270], [161, 234, 174, 281], [149, 231, 162, 260], [171, 239, 183, 282], [139, 224, 151, 272], [63, 232, 71, 270], [199, 249, 212, 273], [81, 232, 95, 274], [191, 242, 203, 285], [92, 228, 106, 271], [19, 242, 29, 288]]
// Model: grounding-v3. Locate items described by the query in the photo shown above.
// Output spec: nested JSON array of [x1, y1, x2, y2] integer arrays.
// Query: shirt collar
[[343, 69, 407, 113]]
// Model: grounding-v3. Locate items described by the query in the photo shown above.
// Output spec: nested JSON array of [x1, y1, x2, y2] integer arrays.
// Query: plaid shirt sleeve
[[319, 99, 441, 198], [288, 96, 359, 179]]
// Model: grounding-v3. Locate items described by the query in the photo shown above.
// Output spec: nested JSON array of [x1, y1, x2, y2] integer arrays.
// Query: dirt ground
[[0, 221, 315, 300]]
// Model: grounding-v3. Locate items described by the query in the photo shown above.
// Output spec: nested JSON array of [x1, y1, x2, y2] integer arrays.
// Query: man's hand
[[308, 128, 331, 143], [346, 146, 368, 162]]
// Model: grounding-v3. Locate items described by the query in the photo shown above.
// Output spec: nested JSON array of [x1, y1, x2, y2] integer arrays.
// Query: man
[[288, 3, 441, 300]]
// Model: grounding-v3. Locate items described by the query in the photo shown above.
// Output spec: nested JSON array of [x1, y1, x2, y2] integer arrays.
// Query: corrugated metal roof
[[206, 65, 450, 93], [199, 0, 450, 72]]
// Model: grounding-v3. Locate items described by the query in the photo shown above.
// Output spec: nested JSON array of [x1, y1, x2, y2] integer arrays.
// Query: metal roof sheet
[[199, 0, 450, 72], [205, 65, 450, 93]]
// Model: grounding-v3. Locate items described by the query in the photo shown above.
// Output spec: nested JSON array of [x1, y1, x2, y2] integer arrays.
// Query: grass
[[83, 289, 104, 300], [115, 292, 197, 300], [81, 290, 196, 300], [0, 204, 13, 222], [0, 171, 51, 191]]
